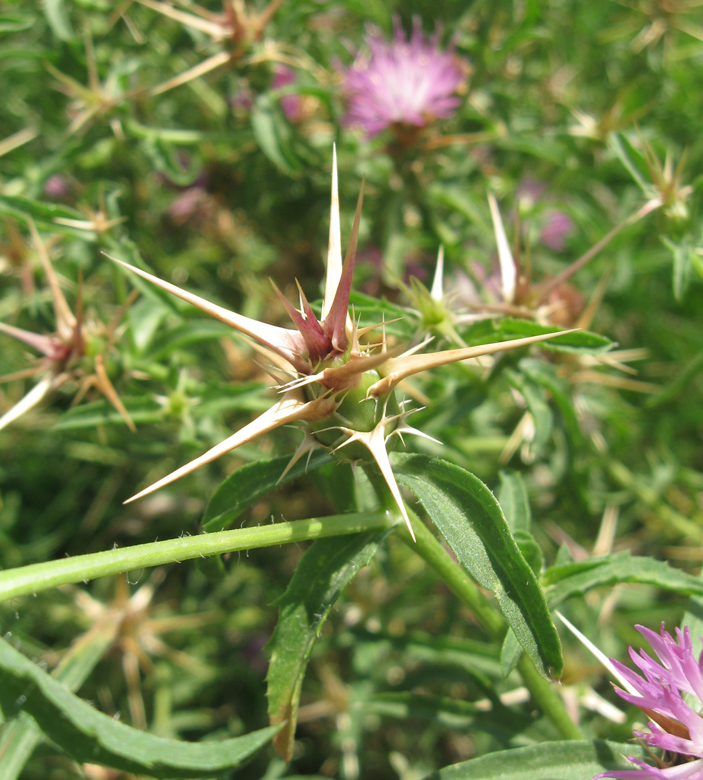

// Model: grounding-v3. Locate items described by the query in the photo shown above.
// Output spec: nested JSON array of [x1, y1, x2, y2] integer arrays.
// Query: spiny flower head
[[401, 247, 489, 347], [111, 150, 572, 540], [476, 193, 660, 327], [0, 221, 135, 431], [596, 624, 703, 780], [341, 17, 467, 140]]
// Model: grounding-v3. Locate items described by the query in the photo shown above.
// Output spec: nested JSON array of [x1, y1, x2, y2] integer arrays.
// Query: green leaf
[[520, 359, 583, 444], [347, 290, 419, 340], [144, 319, 234, 360], [647, 349, 703, 408], [499, 319, 614, 355], [0, 195, 88, 236], [682, 563, 703, 641], [202, 451, 331, 532], [365, 692, 519, 739], [251, 95, 301, 177], [506, 370, 553, 456], [513, 530, 543, 576], [608, 133, 650, 193], [544, 552, 703, 607], [54, 397, 164, 430], [663, 236, 692, 302], [498, 471, 531, 532], [394, 455, 562, 677], [140, 137, 202, 187], [421, 739, 647, 779], [43, 0, 73, 40], [500, 629, 522, 679], [125, 118, 252, 146], [0, 637, 279, 779], [0, 623, 117, 780], [266, 529, 390, 761], [0, 12, 36, 33]]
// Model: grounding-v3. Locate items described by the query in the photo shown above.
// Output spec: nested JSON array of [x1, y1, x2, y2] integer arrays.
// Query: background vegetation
[[0, 1, 702, 778]]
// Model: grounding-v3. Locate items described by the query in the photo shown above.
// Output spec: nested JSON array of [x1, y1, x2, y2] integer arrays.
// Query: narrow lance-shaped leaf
[[506, 369, 554, 456], [394, 454, 562, 677], [202, 451, 331, 533], [498, 471, 531, 533], [0, 636, 279, 779], [0, 620, 119, 780], [543, 552, 703, 608], [267, 529, 391, 761], [421, 740, 648, 780], [681, 563, 703, 647]]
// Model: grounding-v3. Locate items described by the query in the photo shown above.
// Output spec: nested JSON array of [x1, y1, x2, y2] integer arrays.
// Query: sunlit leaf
[[0, 637, 279, 779], [394, 455, 562, 677]]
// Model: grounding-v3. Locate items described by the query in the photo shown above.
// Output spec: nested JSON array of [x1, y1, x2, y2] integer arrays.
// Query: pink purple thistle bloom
[[341, 17, 466, 139], [596, 624, 703, 780]]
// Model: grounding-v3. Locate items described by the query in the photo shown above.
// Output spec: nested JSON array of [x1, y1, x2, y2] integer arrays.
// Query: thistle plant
[[1, 4, 702, 780], [137, 0, 287, 95], [111, 151, 572, 539], [0, 223, 135, 431]]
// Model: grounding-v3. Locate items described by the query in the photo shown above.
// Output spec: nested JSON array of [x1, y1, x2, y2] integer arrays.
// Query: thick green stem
[[362, 465, 584, 740], [0, 512, 391, 604]]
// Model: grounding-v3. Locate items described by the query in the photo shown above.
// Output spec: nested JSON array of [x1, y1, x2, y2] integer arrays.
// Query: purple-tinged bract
[[596, 624, 703, 780], [341, 17, 466, 139]]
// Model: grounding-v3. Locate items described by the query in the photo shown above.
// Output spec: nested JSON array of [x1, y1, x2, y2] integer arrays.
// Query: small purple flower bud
[[44, 175, 70, 200], [540, 211, 575, 252]]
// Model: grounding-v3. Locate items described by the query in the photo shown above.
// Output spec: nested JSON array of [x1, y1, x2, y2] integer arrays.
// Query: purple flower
[[273, 66, 305, 123], [341, 17, 466, 139], [596, 624, 703, 780], [540, 211, 575, 252], [44, 175, 70, 200]]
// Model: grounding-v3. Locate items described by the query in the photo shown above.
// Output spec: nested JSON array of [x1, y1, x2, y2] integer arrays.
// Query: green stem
[[362, 465, 584, 740], [395, 517, 505, 638], [0, 512, 391, 604], [517, 654, 583, 740]]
